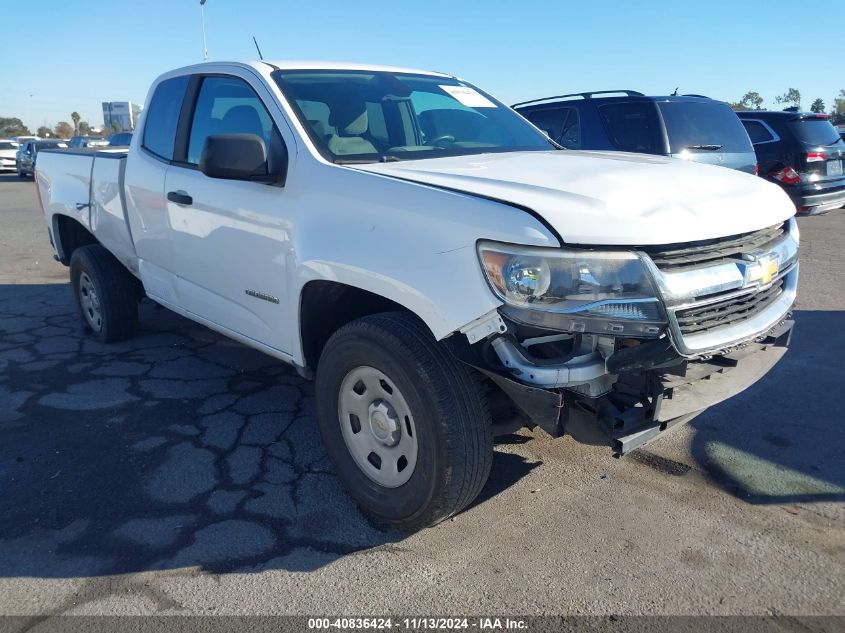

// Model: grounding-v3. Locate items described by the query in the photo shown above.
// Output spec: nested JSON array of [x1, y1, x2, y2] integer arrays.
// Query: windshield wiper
[[685, 144, 722, 150], [379, 155, 405, 162]]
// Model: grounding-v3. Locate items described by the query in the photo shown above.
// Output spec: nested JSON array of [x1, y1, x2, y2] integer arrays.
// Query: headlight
[[478, 242, 666, 336]]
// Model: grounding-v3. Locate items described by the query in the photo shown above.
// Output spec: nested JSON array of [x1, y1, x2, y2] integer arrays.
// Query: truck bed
[[35, 147, 137, 273]]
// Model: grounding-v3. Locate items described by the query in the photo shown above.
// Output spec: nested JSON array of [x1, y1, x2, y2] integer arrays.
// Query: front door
[[163, 74, 292, 354]]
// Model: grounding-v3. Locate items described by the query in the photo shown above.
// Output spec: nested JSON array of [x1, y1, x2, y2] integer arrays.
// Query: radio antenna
[[253, 36, 264, 60], [200, 0, 209, 61]]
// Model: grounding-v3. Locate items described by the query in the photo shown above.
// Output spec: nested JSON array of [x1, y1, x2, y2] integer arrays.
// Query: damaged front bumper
[[463, 318, 793, 456]]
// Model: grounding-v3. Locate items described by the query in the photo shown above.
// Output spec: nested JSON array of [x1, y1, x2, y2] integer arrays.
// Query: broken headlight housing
[[478, 242, 667, 337]]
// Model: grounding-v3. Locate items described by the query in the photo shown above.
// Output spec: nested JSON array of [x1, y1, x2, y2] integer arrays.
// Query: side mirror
[[199, 133, 285, 184]]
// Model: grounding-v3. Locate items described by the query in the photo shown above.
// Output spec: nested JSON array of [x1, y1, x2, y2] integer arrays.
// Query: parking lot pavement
[[0, 173, 843, 616]]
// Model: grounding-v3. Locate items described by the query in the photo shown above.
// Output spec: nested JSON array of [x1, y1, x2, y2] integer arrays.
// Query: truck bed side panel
[[35, 150, 95, 252], [90, 154, 138, 274]]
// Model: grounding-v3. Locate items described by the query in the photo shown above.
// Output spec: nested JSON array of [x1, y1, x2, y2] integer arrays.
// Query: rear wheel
[[315, 312, 493, 530], [69, 244, 139, 343], [17, 166, 26, 178]]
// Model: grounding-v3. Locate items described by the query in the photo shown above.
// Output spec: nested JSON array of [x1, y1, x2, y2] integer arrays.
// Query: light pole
[[200, 0, 209, 61]]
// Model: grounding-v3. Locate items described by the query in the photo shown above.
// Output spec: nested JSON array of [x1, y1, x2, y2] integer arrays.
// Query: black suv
[[737, 111, 845, 215], [513, 91, 757, 174]]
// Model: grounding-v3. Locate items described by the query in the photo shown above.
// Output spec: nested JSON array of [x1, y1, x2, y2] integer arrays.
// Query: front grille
[[674, 278, 785, 335], [643, 222, 787, 270]]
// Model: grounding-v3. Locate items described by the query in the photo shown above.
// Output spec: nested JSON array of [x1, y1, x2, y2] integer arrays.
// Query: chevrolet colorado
[[35, 61, 799, 529]]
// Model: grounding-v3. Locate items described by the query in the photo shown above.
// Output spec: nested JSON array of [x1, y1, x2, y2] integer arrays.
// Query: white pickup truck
[[36, 61, 799, 529]]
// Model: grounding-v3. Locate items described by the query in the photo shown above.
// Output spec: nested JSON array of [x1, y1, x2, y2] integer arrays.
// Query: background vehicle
[[68, 135, 109, 149], [34, 61, 797, 529], [738, 111, 845, 215], [838, 126, 845, 143], [16, 139, 67, 177], [12, 135, 39, 144], [107, 132, 133, 146], [514, 91, 757, 174], [0, 139, 19, 171]]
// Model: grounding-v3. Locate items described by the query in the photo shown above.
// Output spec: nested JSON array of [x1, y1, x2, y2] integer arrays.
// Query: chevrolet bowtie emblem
[[761, 258, 779, 284], [746, 254, 780, 286]]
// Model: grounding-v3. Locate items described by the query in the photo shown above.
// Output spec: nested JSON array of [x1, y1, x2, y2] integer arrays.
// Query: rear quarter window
[[599, 102, 662, 154], [740, 120, 775, 144], [658, 101, 753, 153], [142, 75, 190, 161]]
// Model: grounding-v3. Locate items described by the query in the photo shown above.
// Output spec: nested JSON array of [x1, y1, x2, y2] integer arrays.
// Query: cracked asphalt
[[0, 173, 843, 617]]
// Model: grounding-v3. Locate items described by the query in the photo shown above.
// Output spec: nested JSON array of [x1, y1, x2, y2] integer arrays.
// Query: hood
[[353, 151, 795, 246]]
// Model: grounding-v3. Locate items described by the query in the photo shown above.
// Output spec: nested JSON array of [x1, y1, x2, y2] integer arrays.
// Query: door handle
[[167, 191, 193, 206]]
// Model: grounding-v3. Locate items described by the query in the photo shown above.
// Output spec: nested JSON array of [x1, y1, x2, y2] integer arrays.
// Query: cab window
[[186, 76, 276, 166], [142, 75, 190, 161]]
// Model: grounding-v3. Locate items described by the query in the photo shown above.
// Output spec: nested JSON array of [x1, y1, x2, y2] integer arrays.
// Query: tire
[[17, 167, 26, 178], [69, 244, 139, 343], [315, 312, 493, 530]]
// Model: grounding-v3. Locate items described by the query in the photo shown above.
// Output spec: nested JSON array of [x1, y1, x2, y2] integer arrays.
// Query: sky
[[3, 0, 843, 133]]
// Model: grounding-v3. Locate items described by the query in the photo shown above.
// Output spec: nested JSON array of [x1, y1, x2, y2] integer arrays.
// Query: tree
[[0, 117, 31, 137], [54, 121, 74, 139], [71, 111, 81, 134], [832, 89, 845, 126], [78, 121, 92, 135], [729, 91, 765, 112], [741, 91, 764, 110], [36, 126, 52, 138], [775, 88, 801, 109], [809, 99, 825, 114]]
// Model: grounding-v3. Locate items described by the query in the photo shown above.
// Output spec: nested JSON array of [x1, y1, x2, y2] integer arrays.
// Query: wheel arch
[[52, 213, 98, 265], [298, 280, 420, 371]]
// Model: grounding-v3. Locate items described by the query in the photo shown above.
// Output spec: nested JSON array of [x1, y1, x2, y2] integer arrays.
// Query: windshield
[[658, 101, 753, 153], [0, 142, 18, 150], [273, 70, 554, 163], [789, 119, 841, 146]]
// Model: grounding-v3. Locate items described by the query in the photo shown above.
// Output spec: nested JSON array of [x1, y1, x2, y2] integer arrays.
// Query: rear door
[[658, 100, 757, 173], [163, 72, 293, 353]]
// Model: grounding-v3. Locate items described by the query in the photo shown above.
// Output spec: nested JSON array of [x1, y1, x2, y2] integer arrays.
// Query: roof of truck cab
[[261, 60, 451, 76], [175, 59, 450, 77]]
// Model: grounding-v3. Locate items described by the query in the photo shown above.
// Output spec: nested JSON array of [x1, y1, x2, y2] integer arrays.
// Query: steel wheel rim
[[78, 272, 103, 332], [338, 366, 418, 488]]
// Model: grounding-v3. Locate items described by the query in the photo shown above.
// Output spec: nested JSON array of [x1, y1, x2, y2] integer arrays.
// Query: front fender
[[285, 164, 559, 364]]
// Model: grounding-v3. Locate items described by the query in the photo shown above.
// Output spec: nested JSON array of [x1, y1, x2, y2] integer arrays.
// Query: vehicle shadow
[[684, 309, 845, 505], [0, 283, 533, 579], [0, 172, 29, 183]]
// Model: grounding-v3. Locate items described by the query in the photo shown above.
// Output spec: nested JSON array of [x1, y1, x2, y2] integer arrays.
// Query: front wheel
[[315, 312, 493, 530], [69, 244, 139, 343]]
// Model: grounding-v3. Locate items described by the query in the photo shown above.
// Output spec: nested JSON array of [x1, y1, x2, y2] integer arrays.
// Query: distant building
[[102, 102, 143, 132]]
